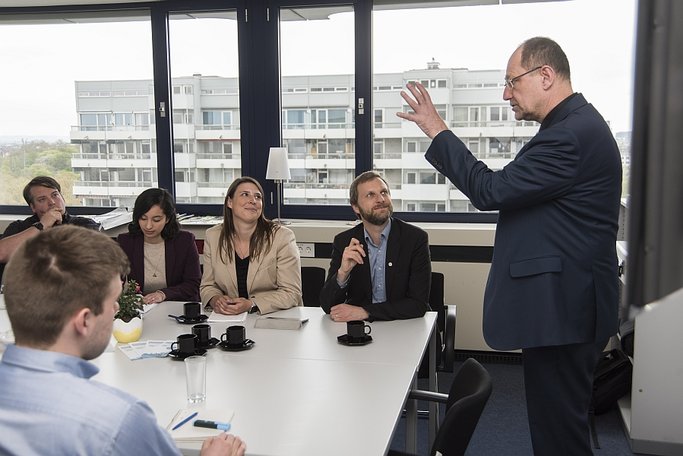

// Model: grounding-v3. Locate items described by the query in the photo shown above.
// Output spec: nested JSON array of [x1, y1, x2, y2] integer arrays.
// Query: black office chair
[[418, 271, 457, 377], [301, 266, 326, 307], [392, 358, 493, 456], [431, 271, 457, 372]]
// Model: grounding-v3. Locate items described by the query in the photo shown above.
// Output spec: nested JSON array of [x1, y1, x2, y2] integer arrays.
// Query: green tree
[[0, 140, 80, 206]]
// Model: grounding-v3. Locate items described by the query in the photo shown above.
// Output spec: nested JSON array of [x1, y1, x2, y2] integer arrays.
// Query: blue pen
[[171, 411, 198, 431], [194, 419, 231, 431]]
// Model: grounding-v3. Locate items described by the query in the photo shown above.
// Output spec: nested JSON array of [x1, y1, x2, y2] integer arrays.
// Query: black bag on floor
[[591, 348, 633, 415], [588, 348, 633, 449]]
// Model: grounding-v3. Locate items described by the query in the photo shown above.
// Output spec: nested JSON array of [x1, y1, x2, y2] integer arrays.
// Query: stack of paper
[[88, 207, 132, 230], [207, 311, 247, 323], [179, 215, 223, 225], [254, 315, 309, 330], [167, 408, 235, 442]]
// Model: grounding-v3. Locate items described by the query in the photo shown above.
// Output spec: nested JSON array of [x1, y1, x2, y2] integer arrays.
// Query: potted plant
[[112, 279, 145, 343]]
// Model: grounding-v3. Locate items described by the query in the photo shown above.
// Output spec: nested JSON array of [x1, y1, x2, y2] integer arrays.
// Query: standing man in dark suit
[[320, 171, 431, 322], [398, 37, 622, 455]]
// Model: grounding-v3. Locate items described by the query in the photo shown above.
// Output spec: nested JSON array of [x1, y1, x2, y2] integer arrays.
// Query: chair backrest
[[419, 271, 445, 377], [431, 358, 493, 456], [430, 272, 445, 331], [301, 266, 326, 307]]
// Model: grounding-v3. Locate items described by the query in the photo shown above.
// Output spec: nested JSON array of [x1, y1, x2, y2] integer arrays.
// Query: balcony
[[70, 124, 153, 142], [195, 125, 241, 141], [285, 182, 349, 201], [71, 154, 155, 169], [73, 180, 154, 198]]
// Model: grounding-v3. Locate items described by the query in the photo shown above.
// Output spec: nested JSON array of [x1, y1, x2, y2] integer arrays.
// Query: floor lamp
[[266, 147, 291, 224]]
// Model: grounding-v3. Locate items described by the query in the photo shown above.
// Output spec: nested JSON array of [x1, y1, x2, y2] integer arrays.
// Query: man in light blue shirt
[[0, 225, 245, 456], [320, 171, 431, 321], [365, 218, 391, 304]]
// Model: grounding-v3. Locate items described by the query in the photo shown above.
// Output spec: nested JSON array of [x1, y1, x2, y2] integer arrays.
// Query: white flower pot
[[113, 316, 143, 343]]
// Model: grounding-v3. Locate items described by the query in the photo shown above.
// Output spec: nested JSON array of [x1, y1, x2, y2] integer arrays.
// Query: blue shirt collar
[[2, 344, 100, 379], [363, 218, 392, 247]]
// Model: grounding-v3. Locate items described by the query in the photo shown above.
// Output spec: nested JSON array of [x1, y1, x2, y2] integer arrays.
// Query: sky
[[0, 0, 637, 138]]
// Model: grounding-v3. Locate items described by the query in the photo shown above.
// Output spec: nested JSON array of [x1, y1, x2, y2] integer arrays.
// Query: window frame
[[0, 0, 509, 223]]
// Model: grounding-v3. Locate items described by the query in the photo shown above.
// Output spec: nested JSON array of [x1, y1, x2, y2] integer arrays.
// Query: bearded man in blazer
[[320, 171, 431, 322], [398, 37, 622, 455]]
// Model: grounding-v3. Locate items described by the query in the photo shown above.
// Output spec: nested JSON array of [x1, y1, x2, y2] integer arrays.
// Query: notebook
[[206, 311, 247, 323], [166, 407, 235, 442]]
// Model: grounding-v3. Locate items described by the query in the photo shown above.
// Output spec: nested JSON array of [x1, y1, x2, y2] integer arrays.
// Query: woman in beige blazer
[[200, 176, 302, 315]]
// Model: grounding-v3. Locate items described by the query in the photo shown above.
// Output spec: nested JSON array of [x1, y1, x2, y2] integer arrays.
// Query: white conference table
[[92, 303, 438, 456]]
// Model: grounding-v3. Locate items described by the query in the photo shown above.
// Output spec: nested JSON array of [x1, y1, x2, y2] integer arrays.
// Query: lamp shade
[[266, 147, 291, 180]]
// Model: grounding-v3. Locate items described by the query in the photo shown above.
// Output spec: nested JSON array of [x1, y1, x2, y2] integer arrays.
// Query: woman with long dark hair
[[200, 177, 302, 314], [117, 188, 201, 303]]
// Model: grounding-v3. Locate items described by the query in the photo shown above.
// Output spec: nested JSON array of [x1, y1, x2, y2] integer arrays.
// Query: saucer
[[198, 337, 220, 349], [168, 314, 208, 325], [218, 339, 255, 352], [337, 334, 373, 346], [168, 348, 207, 360]]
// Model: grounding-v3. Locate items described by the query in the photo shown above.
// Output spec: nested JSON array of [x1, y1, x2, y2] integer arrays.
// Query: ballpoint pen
[[194, 419, 231, 432], [171, 411, 198, 431]]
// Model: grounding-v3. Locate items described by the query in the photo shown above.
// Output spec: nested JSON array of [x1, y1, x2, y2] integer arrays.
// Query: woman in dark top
[[117, 188, 201, 303]]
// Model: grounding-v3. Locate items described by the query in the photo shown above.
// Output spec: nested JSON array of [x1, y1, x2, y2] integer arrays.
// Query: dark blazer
[[425, 93, 622, 350], [117, 230, 201, 302], [320, 217, 431, 321]]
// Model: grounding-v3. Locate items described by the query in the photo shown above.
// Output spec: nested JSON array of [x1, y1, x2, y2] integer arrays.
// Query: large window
[[168, 9, 241, 205], [0, 0, 636, 220], [0, 12, 153, 208], [373, 0, 636, 213], [279, 5, 355, 207]]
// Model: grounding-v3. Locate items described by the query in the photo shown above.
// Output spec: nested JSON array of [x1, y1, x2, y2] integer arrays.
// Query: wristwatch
[[32, 222, 44, 231]]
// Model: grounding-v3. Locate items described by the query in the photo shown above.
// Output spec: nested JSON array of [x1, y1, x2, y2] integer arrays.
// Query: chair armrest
[[409, 389, 448, 403], [442, 304, 456, 372]]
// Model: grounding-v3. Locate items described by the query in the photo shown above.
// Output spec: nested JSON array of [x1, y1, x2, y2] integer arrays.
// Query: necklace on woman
[[151, 251, 163, 277], [145, 242, 165, 277]]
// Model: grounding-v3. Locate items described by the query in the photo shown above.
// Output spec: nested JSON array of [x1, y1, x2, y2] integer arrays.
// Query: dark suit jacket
[[117, 230, 201, 302], [425, 93, 622, 350], [319, 218, 431, 321]]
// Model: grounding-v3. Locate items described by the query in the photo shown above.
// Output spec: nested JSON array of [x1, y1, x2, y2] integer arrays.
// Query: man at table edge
[[0, 176, 100, 278], [320, 171, 431, 322], [0, 225, 245, 456]]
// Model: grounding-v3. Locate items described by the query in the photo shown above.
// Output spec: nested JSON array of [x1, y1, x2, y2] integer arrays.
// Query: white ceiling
[[0, 0, 153, 6], [0, 0, 560, 8]]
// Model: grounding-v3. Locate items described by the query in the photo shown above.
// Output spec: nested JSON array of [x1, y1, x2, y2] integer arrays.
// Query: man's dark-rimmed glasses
[[504, 65, 543, 89]]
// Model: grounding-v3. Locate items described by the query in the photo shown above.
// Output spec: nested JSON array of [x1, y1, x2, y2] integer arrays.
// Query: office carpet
[[390, 359, 635, 455]]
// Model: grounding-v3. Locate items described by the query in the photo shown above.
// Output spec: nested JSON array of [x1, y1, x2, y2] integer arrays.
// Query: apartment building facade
[[70, 63, 541, 211]]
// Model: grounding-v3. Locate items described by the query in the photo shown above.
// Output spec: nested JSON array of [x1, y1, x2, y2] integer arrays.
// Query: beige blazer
[[200, 224, 303, 314]]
